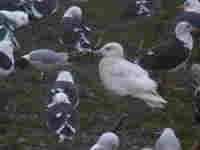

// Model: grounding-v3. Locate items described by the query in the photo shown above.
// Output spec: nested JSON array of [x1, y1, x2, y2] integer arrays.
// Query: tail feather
[[136, 92, 167, 108]]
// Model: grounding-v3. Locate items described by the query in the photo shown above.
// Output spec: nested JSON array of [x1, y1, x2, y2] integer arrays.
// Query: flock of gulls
[[0, 0, 200, 149]]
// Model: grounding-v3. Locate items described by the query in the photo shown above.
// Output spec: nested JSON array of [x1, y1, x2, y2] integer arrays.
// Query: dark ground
[[0, 0, 200, 150]]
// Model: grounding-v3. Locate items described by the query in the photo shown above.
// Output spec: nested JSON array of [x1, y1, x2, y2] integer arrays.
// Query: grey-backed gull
[[95, 42, 167, 108], [90, 132, 119, 150], [15, 49, 69, 79], [46, 71, 78, 142]]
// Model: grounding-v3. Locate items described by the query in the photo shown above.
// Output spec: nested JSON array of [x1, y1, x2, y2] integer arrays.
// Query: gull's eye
[[106, 47, 111, 51], [184, 1, 190, 7]]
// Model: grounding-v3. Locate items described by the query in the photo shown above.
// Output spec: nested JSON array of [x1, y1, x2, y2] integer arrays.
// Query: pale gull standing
[[15, 49, 69, 79], [142, 128, 181, 150], [46, 71, 78, 142], [90, 132, 120, 150], [95, 42, 167, 108]]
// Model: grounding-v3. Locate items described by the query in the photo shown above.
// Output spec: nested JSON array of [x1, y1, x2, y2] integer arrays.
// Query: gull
[[15, 49, 69, 79], [95, 42, 167, 108], [46, 70, 78, 142], [90, 132, 120, 150], [61, 6, 92, 52], [177, 0, 200, 13], [142, 128, 181, 150], [0, 40, 15, 78]]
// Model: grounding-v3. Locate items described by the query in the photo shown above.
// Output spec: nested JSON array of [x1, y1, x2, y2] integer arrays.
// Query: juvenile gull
[[61, 6, 92, 52], [16, 49, 69, 79], [46, 71, 78, 142], [142, 128, 181, 150], [96, 42, 167, 108], [90, 132, 120, 150]]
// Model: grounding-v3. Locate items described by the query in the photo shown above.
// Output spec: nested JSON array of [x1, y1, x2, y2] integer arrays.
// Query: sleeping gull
[[46, 71, 78, 142], [15, 49, 69, 79], [90, 132, 120, 150], [142, 128, 181, 150], [95, 42, 167, 108], [61, 6, 92, 52]]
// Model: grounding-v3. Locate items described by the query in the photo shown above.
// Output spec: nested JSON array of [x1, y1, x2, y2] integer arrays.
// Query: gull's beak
[[92, 48, 103, 56], [176, 4, 185, 11], [192, 27, 200, 33]]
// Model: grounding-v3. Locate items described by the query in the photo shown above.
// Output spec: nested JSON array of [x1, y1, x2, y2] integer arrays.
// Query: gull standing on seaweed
[[46, 71, 79, 142], [60, 6, 92, 52], [90, 132, 120, 150], [142, 128, 181, 150], [95, 42, 167, 108]]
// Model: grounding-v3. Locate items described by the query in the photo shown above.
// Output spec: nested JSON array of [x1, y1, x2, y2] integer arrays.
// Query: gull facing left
[[96, 42, 167, 108]]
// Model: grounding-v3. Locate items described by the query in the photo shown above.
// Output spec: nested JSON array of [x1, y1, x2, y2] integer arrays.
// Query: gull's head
[[177, 0, 200, 12], [52, 92, 71, 104], [90, 132, 119, 150], [0, 10, 29, 28], [56, 70, 74, 84], [63, 6, 82, 21], [96, 42, 124, 58], [155, 128, 181, 150], [175, 21, 197, 50]]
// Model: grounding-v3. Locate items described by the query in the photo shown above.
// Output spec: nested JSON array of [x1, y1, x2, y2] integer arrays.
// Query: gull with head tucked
[[96, 42, 167, 108], [90, 132, 120, 150], [15, 49, 69, 79]]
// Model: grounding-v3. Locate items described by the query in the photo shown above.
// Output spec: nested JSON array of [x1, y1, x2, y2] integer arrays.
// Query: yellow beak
[[192, 27, 200, 33], [176, 4, 185, 11]]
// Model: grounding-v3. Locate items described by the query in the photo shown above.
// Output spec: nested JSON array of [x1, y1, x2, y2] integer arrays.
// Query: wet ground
[[0, 0, 200, 150]]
